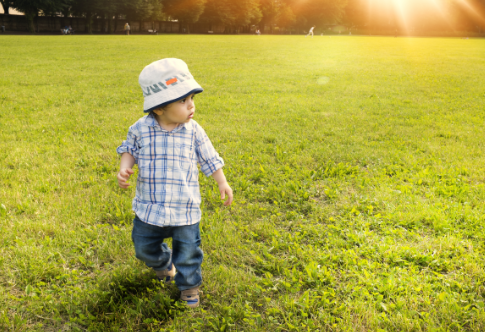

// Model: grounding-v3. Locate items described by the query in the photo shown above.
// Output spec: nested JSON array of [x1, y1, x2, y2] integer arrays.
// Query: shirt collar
[[143, 112, 193, 132]]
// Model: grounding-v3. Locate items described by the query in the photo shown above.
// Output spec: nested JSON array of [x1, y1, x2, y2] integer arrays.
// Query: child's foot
[[155, 263, 176, 283], [181, 287, 201, 308]]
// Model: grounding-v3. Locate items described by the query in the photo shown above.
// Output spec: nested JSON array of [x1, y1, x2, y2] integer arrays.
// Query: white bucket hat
[[139, 58, 203, 113]]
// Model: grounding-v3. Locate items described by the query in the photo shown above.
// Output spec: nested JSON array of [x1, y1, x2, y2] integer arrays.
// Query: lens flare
[[364, 0, 485, 34]]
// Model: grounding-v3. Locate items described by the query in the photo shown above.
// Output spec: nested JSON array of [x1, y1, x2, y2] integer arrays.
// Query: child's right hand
[[117, 168, 134, 188]]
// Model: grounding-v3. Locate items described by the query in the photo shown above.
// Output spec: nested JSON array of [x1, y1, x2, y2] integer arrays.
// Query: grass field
[[1, 35, 485, 331]]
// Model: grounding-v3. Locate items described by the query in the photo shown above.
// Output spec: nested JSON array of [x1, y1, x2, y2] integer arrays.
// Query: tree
[[199, 0, 261, 33], [163, 0, 206, 33], [11, 0, 72, 32], [198, 0, 232, 28], [342, 0, 367, 30], [291, 0, 347, 29], [259, 0, 279, 32], [149, 0, 164, 30], [260, 0, 309, 33], [276, 4, 296, 31], [134, 0, 153, 31], [0, 0, 14, 14], [150, 0, 164, 22], [98, 0, 119, 33], [242, 0, 262, 26], [120, 0, 161, 32], [228, 0, 261, 32], [71, 0, 99, 34], [450, 0, 485, 32]]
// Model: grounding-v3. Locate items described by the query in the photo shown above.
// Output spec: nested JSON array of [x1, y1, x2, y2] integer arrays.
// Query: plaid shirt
[[117, 113, 224, 227]]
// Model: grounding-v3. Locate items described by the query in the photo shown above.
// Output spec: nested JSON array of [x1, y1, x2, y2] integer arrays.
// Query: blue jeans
[[132, 216, 203, 291]]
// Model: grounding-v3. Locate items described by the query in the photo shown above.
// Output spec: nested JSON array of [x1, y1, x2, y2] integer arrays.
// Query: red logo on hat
[[166, 78, 178, 85]]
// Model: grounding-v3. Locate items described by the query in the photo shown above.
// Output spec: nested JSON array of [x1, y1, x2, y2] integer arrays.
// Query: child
[[116, 58, 233, 308]]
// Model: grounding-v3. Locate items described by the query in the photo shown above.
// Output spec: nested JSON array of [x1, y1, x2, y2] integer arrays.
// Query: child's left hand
[[219, 182, 233, 206]]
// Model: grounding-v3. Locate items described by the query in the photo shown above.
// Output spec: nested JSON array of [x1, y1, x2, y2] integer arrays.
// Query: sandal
[[155, 263, 176, 283], [181, 287, 201, 308]]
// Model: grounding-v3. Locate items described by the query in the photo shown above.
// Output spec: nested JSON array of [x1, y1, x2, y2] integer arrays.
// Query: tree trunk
[[25, 10, 36, 33], [108, 14, 113, 34], [86, 12, 93, 34], [0, 1, 9, 14]]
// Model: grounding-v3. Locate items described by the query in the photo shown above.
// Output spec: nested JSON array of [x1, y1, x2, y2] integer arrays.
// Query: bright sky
[[0, 5, 23, 15]]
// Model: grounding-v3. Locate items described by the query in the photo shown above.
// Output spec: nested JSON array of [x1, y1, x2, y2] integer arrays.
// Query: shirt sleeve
[[195, 124, 224, 177], [116, 124, 140, 164]]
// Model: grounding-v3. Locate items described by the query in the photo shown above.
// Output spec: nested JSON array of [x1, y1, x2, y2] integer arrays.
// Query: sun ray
[[362, 0, 485, 34], [454, 0, 485, 26], [393, 0, 410, 35], [427, 0, 457, 32]]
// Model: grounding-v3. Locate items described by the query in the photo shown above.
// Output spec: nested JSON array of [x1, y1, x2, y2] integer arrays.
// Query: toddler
[[116, 58, 233, 308]]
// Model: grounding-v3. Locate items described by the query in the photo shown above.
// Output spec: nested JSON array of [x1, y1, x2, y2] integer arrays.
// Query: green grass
[[1, 34, 485, 331]]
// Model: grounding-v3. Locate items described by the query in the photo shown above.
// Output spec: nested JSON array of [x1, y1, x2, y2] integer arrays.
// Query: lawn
[[1, 34, 485, 331]]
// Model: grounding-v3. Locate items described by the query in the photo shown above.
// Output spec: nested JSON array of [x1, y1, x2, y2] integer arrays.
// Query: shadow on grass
[[75, 270, 186, 331]]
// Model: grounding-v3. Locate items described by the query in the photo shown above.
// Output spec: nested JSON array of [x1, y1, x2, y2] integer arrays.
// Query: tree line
[[1, 0, 484, 34]]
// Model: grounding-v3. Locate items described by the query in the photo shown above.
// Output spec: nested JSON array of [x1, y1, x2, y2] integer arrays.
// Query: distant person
[[124, 23, 130, 35], [306, 26, 315, 38], [116, 58, 233, 309], [1, 25, 5, 33], [256, 29, 261, 35]]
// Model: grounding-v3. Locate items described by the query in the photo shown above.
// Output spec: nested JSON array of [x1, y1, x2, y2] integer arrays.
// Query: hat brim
[[144, 88, 203, 113]]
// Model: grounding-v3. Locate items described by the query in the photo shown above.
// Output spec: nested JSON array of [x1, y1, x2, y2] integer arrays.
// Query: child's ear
[[153, 108, 164, 116]]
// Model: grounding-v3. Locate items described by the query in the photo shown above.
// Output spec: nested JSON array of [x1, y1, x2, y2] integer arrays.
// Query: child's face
[[153, 94, 196, 124]]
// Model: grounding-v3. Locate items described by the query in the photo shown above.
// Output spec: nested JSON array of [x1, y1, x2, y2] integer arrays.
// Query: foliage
[[1, 35, 485, 331], [275, 4, 296, 28], [200, 0, 261, 31], [121, 0, 161, 22], [11, 0, 72, 32], [163, 0, 206, 30], [149, 0, 164, 22], [342, 0, 367, 28], [259, 0, 347, 31], [291, 0, 348, 27], [70, 0, 99, 34]]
